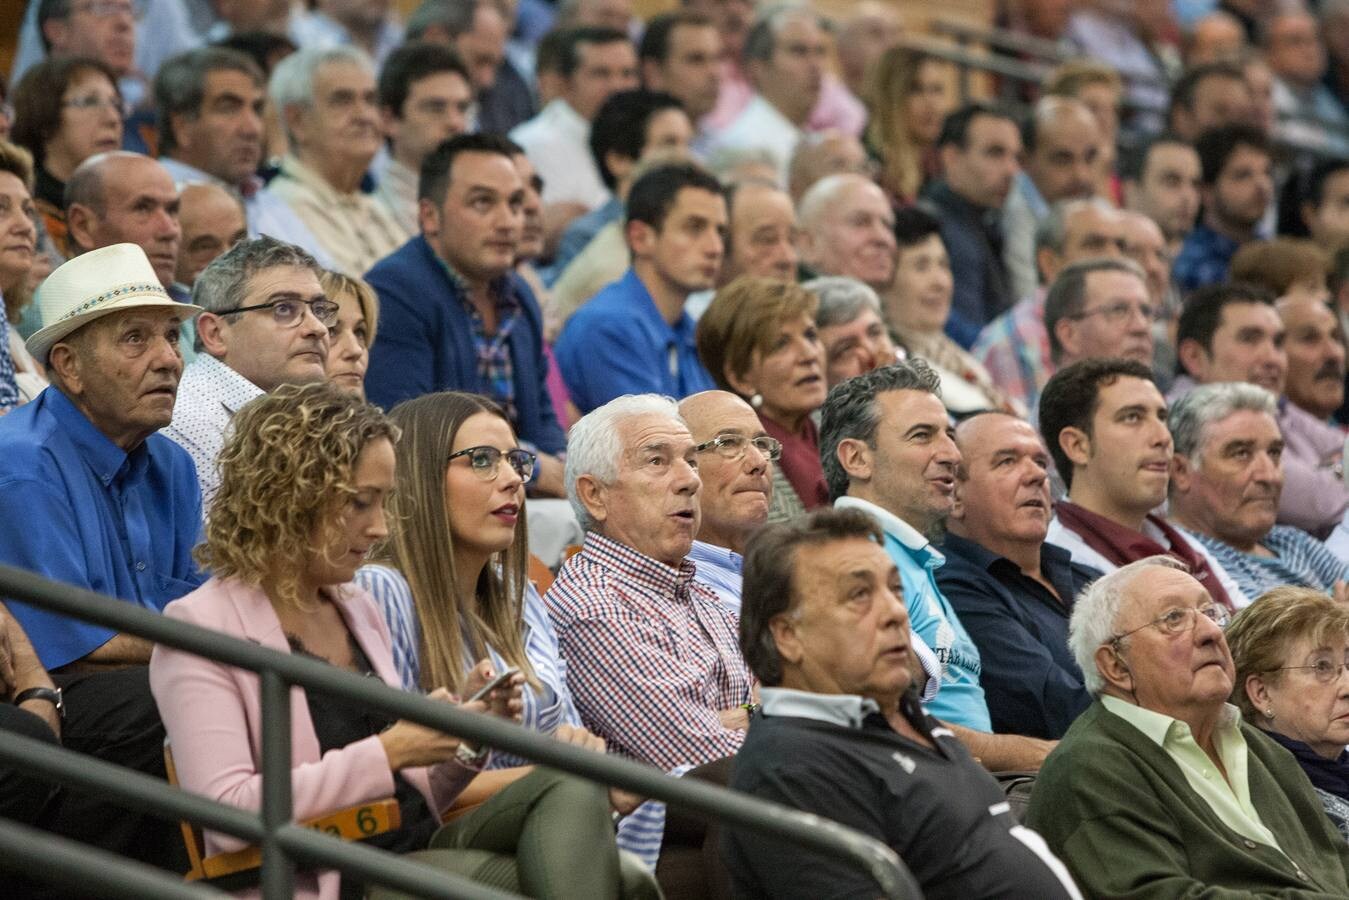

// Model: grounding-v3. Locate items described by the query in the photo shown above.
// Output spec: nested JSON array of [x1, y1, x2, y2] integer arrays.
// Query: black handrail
[[0, 563, 922, 899]]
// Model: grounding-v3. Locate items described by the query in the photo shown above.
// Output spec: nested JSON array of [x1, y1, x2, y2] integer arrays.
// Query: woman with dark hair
[[10, 57, 123, 258]]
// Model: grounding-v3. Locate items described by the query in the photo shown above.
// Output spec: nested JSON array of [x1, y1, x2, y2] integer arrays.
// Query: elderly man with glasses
[[164, 236, 331, 508], [1026, 555, 1349, 897]]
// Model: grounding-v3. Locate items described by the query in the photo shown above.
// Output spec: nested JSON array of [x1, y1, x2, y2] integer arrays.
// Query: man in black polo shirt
[[938, 411, 1098, 739], [724, 507, 1083, 899]]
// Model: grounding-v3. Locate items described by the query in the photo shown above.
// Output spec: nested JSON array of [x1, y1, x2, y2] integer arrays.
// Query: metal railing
[[0, 563, 922, 899]]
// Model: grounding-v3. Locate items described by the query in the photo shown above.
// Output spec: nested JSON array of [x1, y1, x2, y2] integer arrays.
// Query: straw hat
[[26, 244, 203, 362]]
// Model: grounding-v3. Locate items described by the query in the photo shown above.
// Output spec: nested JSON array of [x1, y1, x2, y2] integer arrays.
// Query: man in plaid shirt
[[544, 393, 755, 772]]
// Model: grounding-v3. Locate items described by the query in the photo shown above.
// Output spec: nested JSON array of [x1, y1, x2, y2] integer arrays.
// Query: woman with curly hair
[[150, 382, 650, 899]]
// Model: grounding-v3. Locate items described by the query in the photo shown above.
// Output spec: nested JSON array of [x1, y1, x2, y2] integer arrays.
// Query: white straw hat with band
[[26, 243, 203, 362]]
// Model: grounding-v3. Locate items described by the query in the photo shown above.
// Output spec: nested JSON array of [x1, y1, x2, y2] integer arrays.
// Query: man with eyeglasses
[[1043, 257, 1155, 379], [164, 236, 331, 509], [1168, 382, 1349, 600], [1027, 555, 1349, 897]]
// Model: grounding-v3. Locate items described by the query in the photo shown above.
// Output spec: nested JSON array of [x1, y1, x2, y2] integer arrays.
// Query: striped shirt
[[1183, 525, 1349, 599], [543, 532, 754, 771], [355, 563, 581, 769]]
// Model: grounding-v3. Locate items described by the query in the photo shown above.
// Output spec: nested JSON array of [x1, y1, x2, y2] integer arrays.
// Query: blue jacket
[[364, 236, 566, 455]]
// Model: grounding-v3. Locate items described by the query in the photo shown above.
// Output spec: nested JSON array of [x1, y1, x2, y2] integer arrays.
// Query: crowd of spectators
[[8, 0, 1349, 897]]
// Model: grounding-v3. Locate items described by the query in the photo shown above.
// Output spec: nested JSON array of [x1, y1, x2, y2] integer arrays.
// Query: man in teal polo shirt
[[821, 359, 1054, 770]]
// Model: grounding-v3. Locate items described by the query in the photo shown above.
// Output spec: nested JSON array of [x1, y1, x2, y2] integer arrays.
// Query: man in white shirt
[[164, 236, 332, 507], [707, 7, 828, 185], [509, 27, 638, 238]]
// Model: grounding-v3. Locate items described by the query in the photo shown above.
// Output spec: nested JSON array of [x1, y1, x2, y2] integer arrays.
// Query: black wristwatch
[[13, 686, 64, 721]]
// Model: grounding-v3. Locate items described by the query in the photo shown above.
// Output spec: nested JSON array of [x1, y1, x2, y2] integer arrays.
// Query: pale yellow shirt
[[264, 154, 407, 276], [1101, 695, 1283, 852]]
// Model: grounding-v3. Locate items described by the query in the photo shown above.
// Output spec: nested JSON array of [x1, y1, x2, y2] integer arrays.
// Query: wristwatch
[[455, 741, 489, 768], [14, 686, 64, 721]]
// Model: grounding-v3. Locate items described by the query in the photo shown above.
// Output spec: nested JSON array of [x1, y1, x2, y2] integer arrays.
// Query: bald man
[[796, 173, 896, 292], [174, 182, 247, 290], [65, 152, 182, 292], [679, 390, 775, 611]]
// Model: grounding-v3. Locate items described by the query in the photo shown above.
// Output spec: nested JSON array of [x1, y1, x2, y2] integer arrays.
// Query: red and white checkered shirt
[[543, 532, 754, 771]]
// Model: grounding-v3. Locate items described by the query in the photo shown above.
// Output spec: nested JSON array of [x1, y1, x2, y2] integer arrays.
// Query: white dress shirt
[[706, 94, 804, 186], [509, 99, 611, 210]]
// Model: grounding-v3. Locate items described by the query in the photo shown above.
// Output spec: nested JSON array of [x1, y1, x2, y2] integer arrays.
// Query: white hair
[[1068, 555, 1190, 696], [268, 45, 374, 144], [565, 394, 685, 530], [797, 173, 874, 234]]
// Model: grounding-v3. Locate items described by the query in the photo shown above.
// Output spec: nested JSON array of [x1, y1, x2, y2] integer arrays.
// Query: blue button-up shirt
[[554, 268, 715, 413], [1173, 223, 1241, 293], [687, 540, 744, 615], [0, 388, 204, 668]]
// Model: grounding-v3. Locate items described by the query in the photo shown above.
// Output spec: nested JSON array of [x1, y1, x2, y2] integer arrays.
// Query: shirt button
[[1243, 839, 1257, 849], [135, 561, 146, 572], [1296, 871, 1309, 881]]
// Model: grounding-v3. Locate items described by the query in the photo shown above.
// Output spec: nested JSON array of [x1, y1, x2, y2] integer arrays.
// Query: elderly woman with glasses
[[697, 277, 829, 522], [1228, 587, 1349, 840], [1026, 555, 1349, 896]]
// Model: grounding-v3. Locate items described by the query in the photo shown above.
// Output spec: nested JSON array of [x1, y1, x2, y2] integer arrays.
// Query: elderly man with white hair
[[1168, 382, 1349, 599], [543, 393, 755, 771], [1026, 555, 1349, 897], [796, 173, 897, 293], [263, 45, 404, 275]]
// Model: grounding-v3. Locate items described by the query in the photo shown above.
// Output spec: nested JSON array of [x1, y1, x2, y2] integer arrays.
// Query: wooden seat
[[164, 743, 401, 884]]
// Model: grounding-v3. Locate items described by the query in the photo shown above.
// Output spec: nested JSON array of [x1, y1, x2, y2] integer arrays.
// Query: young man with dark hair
[[554, 163, 725, 412], [374, 41, 475, 237], [1165, 61, 1256, 142], [918, 103, 1023, 347], [1037, 357, 1248, 607], [1172, 123, 1273, 292], [550, 89, 692, 277], [509, 26, 638, 219], [1122, 134, 1203, 255], [638, 11, 722, 128], [364, 133, 567, 495]]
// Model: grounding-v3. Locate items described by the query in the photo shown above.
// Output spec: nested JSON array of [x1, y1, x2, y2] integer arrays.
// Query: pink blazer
[[149, 576, 475, 899]]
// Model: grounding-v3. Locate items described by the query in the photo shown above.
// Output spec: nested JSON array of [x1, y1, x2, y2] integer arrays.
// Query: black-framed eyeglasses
[[448, 446, 537, 481], [693, 433, 783, 462], [216, 297, 339, 328], [1273, 658, 1349, 684], [1110, 604, 1229, 645]]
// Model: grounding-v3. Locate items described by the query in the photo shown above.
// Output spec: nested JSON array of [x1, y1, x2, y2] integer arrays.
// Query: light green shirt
[[1101, 695, 1283, 853]]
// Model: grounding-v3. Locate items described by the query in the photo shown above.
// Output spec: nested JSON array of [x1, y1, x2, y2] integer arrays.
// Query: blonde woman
[[151, 383, 643, 899], [863, 47, 954, 206], [319, 270, 378, 398]]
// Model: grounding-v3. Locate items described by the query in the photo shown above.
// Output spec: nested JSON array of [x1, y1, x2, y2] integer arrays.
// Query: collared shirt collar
[[761, 686, 880, 729], [1101, 694, 1243, 748], [581, 531, 699, 598], [46, 387, 140, 485], [835, 495, 945, 567], [432, 251, 515, 305], [688, 540, 743, 574], [188, 354, 265, 415], [158, 155, 262, 198]]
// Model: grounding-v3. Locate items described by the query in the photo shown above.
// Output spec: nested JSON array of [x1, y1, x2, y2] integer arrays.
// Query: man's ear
[[1058, 425, 1092, 471], [835, 436, 873, 483], [1053, 317, 1080, 363], [379, 106, 401, 141], [1169, 451, 1195, 495], [938, 144, 960, 180], [418, 197, 440, 239], [627, 219, 656, 259], [1095, 641, 1133, 694], [795, 226, 818, 267], [195, 312, 230, 358], [1176, 337, 1208, 381], [768, 614, 804, 670], [281, 102, 309, 149], [46, 342, 85, 397], [65, 203, 97, 254], [1036, 246, 1061, 285], [950, 474, 968, 523], [575, 473, 609, 527]]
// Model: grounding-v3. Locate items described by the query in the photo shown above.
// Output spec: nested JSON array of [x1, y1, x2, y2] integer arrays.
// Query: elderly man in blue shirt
[[0, 242, 204, 878], [554, 162, 723, 413]]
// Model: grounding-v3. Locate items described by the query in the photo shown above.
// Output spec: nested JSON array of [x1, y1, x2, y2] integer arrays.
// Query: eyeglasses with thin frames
[[1069, 301, 1157, 325], [1110, 604, 1230, 646], [215, 297, 339, 329], [448, 446, 537, 482], [1273, 657, 1349, 684], [693, 433, 783, 463], [61, 94, 127, 118]]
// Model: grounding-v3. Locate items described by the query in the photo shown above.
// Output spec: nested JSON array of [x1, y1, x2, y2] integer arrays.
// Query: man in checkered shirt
[[544, 393, 755, 772]]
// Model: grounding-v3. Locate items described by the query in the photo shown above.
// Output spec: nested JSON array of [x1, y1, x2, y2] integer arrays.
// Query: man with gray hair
[[1168, 382, 1349, 599], [1043, 257, 1155, 373], [707, 6, 829, 184], [796, 173, 897, 292], [164, 236, 332, 507], [1027, 556, 1349, 896], [544, 394, 754, 771], [154, 47, 328, 261], [806, 276, 899, 387], [263, 45, 405, 275], [822, 360, 1055, 769], [973, 197, 1129, 412]]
